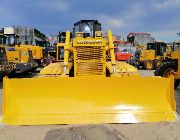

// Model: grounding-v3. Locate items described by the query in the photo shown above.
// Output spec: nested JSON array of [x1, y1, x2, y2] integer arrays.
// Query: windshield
[[173, 43, 180, 51], [58, 47, 64, 60], [58, 32, 66, 43], [147, 43, 166, 56], [0, 35, 6, 45], [6, 35, 18, 46], [0, 48, 6, 65], [147, 43, 155, 50]]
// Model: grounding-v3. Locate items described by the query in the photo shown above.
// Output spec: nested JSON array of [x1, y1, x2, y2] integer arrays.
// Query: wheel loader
[[1, 20, 176, 125], [155, 41, 180, 89], [129, 42, 167, 70], [6, 46, 38, 73], [15, 45, 44, 67], [3, 34, 38, 73]]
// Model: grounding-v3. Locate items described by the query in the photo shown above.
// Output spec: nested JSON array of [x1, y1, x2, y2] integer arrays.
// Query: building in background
[[3, 26, 48, 47], [127, 32, 155, 46]]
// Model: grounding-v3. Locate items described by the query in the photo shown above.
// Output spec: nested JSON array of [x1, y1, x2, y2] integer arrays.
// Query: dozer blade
[[1, 76, 176, 125], [40, 62, 72, 75]]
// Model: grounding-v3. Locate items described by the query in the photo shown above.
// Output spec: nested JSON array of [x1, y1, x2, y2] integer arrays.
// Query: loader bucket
[[1, 76, 176, 125]]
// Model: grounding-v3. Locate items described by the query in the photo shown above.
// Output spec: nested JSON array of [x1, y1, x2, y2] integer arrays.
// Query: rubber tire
[[143, 60, 154, 70], [154, 61, 178, 89], [155, 61, 177, 76]]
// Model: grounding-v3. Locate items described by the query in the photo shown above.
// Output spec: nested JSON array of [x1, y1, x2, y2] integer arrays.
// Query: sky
[[0, 0, 180, 42]]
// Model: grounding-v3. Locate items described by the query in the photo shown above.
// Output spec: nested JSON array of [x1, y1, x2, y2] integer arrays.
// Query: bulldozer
[[155, 41, 180, 89], [129, 42, 168, 70], [1, 20, 176, 125]]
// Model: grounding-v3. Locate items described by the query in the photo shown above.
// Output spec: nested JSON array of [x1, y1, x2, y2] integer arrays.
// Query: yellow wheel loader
[[129, 42, 167, 70], [1, 21, 176, 125], [16, 45, 44, 67], [2, 34, 38, 73], [155, 41, 180, 89], [6, 46, 38, 73]]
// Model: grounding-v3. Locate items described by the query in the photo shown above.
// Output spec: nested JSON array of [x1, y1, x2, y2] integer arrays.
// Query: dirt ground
[[0, 70, 180, 140]]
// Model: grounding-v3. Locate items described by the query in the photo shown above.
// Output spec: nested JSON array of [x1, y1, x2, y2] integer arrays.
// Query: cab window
[[173, 43, 180, 51], [58, 47, 64, 60]]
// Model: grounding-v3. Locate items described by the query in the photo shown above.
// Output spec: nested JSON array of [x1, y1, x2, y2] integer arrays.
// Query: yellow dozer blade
[[40, 62, 73, 75], [1, 76, 176, 125]]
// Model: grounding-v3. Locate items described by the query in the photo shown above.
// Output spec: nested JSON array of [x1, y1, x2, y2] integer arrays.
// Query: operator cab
[[56, 32, 72, 61], [73, 20, 101, 38], [6, 35, 19, 46], [172, 42, 180, 51], [147, 42, 167, 56]]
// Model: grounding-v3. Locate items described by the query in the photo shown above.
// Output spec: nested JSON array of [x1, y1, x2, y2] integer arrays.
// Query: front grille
[[75, 46, 105, 76], [76, 46, 104, 60]]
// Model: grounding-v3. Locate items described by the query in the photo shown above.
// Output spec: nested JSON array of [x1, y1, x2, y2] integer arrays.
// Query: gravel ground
[[0, 70, 180, 140]]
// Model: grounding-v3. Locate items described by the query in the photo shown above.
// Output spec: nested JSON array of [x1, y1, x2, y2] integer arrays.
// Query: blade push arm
[[108, 30, 116, 74], [63, 31, 71, 74]]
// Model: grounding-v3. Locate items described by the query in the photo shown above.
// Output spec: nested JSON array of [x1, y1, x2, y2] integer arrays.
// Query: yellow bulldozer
[[155, 41, 180, 89], [1, 20, 176, 125], [129, 42, 168, 70]]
